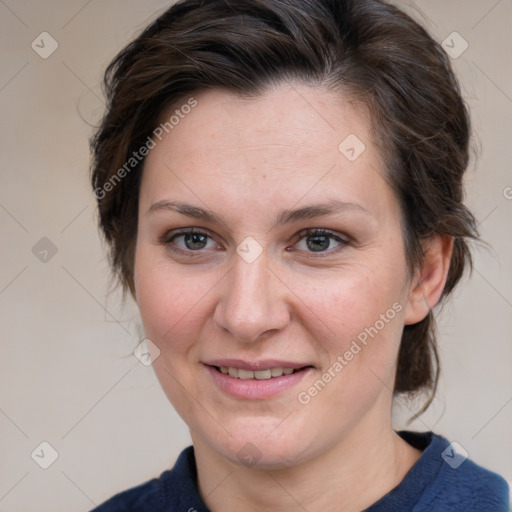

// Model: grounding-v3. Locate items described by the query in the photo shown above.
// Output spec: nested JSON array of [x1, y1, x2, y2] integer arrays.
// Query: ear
[[404, 235, 453, 325]]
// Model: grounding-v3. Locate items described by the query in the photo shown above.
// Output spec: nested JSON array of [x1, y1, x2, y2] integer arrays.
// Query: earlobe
[[404, 236, 453, 325]]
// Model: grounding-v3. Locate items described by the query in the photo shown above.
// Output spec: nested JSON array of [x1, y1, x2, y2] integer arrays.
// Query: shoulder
[[89, 446, 201, 512], [425, 455, 509, 511], [405, 431, 510, 512], [89, 471, 170, 512]]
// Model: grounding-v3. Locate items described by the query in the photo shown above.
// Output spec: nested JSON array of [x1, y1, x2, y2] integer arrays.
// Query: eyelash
[[159, 227, 349, 257]]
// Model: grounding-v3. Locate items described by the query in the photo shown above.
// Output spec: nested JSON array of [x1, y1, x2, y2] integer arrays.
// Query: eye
[[160, 227, 349, 256], [161, 228, 220, 253], [292, 228, 348, 254]]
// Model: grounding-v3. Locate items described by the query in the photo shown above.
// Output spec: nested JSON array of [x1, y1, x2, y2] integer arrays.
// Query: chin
[[198, 414, 320, 470]]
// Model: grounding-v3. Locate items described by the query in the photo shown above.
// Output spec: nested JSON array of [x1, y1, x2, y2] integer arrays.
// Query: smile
[[215, 366, 302, 380], [205, 362, 313, 399]]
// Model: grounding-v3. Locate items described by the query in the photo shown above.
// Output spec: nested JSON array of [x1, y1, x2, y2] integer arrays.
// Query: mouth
[[211, 365, 311, 380], [204, 360, 314, 399]]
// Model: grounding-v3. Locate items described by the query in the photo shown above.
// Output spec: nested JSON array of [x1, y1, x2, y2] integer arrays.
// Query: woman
[[89, 0, 509, 510]]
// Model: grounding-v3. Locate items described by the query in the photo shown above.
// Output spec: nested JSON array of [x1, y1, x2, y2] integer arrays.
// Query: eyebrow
[[147, 198, 371, 226]]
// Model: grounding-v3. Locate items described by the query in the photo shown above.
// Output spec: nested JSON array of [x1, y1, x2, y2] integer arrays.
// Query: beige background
[[0, 1, 511, 510]]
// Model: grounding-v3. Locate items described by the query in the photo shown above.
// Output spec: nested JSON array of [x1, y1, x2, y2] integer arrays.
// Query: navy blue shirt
[[91, 431, 509, 511]]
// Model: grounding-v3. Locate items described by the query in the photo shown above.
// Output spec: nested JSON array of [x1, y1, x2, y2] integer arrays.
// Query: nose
[[213, 250, 291, 343]]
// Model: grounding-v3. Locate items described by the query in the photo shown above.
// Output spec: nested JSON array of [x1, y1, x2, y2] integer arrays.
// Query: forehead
[[153, 84, 372, 161], [140, 84, 395, 222]]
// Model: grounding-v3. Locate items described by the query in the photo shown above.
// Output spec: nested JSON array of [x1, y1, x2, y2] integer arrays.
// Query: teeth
[[218, 366, 301, 379], [238, 369, 254, 379], [254, 369, 272, 380]]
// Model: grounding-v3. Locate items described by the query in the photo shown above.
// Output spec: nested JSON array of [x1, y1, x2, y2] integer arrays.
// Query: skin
[[133, 83, 452, 512]]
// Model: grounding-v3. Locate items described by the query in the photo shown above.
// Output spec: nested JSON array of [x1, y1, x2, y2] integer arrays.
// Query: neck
[[192, 407, 422, 512]]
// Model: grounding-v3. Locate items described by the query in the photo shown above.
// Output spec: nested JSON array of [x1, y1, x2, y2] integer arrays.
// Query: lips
[[204, 358, 311, 371], [220, 365, 298, 379], [204, 359, 313, 399]]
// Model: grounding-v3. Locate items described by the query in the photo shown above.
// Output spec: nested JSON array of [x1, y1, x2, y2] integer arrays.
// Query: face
[[134, 84, 415, 469]]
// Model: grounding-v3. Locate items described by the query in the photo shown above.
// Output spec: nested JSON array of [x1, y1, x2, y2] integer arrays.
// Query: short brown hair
[[90, 0, 478, 412]]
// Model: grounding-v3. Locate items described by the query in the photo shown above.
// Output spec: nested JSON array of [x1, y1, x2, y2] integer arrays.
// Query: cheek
[[133, 246, 220, 351], [293, 267, 405, 343], [291, 263, 408, 402], [134, 247, 187, 338], [133, 249, 207, 412]]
